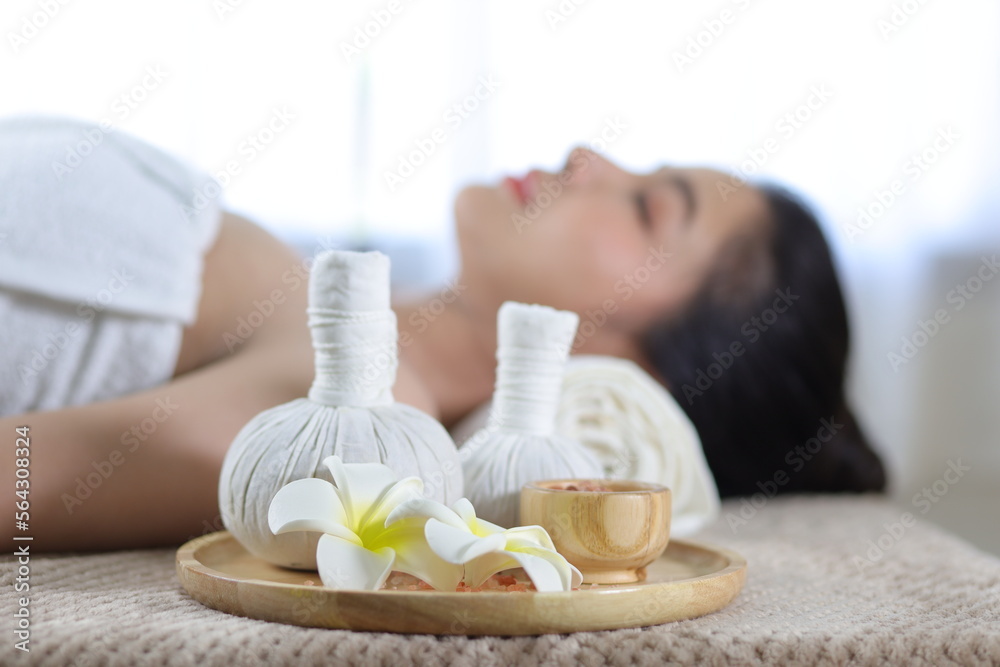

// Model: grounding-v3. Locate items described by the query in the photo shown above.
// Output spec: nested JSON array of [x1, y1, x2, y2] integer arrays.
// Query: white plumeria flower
[[267, 456, 463, 591], [387, 497, 583, 592]]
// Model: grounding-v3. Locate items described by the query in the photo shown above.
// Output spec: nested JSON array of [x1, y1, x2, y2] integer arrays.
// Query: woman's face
[[454, 147, 770, 352]]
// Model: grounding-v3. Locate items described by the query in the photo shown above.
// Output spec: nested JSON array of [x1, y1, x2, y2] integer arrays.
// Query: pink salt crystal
[[378, 571, 545, 592], [554, 480, 613, 492]]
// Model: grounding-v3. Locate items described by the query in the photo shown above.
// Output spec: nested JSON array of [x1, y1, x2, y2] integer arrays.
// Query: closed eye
[[633, 191, 651, 228]]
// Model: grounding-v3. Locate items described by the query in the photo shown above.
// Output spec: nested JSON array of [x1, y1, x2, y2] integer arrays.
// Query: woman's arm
[[2, 213, 437, 551], [1, 213, 314, 550], [3, 335, 313, 551]]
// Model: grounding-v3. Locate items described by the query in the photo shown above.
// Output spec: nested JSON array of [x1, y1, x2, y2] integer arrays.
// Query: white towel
[[0, 290, 185, 416], [0, 115, 220, 322], [0, 115, 222, 415], [451, 355, 721, 536]]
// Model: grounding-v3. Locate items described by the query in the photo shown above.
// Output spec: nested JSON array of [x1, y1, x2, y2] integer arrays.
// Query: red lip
[[503, 175, 528, 205], [503, 172, 541, 206]]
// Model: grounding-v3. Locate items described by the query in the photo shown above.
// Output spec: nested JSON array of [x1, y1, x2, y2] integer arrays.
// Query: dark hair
[[643, 185, 887, 497]]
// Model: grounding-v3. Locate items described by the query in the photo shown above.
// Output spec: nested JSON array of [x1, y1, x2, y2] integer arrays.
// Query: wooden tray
[[176, 531, 746, 636]]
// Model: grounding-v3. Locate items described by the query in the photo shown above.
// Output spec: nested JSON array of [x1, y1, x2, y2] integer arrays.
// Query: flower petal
[[463, 551, 521, 589], [359, 476, 424, 534], [267, 478, 359, 544], [451, 498, 478, 524], [385, 497, 465, 529], [315, 533, 395, 591], [505, 549, 572, 592], [503, 525, 556, 551], [449, 498, 506, 537], [508, 546, 581, 591], [424, 518, 508, 564], [324, 456, 401, 528], [377, 518, 464, 591], [469, 516, 506, 537]]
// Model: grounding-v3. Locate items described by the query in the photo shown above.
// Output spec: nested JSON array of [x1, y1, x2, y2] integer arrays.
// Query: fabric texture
[[218, 250, 465, 570], [0, 115, 220, 322], [451, 355, 720, 537], [459, 304, 605, 527], [0, 289, 183, 416], [5, 495, 999, 666], [0, 115, 222, 415]]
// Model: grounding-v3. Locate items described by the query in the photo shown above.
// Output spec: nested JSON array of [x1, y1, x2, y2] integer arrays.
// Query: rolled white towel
[[451, 354, 720, 536], [554, 355, 720, 536]]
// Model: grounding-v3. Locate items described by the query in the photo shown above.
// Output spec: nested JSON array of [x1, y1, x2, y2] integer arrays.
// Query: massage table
[[5, 495, 999, 666]]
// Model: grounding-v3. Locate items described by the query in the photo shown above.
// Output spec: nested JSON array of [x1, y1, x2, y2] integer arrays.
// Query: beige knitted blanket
[[3, 495, 999, 666]]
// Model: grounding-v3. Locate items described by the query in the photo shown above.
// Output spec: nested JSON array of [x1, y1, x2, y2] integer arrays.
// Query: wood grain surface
[[520, 479, 672, 584], [176, 531, 746, 635]]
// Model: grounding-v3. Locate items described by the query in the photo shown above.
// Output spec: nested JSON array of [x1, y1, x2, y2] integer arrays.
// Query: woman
[[0, 121, 885, 551]]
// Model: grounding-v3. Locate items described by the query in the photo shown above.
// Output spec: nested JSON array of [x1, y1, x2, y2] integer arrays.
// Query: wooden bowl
[[520, 479, 671, 584]]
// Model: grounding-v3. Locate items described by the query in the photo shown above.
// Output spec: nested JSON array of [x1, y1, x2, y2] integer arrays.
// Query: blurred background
[[3, 0, 997, 553]]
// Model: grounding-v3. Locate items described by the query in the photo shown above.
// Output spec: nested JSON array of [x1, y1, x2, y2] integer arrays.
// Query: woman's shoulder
[[395, 358, 440, 420]]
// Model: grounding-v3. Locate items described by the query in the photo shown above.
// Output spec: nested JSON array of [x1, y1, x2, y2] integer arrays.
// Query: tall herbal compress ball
[[219, 250, 464, 569], [461, 301, 604, 527]]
